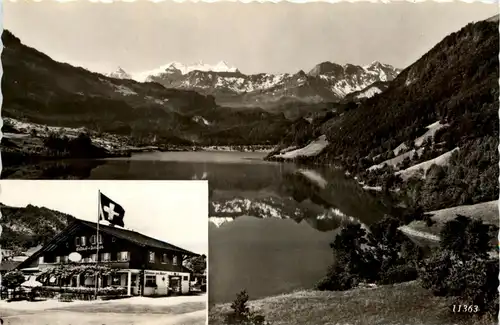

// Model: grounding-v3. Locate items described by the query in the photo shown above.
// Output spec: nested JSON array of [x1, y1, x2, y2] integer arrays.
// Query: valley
[[1, 6, 499, 325]]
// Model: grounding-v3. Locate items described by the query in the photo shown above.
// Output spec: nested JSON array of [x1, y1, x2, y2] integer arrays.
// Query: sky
[[3, 1, 498, 75], [0, 180, 209, 255]]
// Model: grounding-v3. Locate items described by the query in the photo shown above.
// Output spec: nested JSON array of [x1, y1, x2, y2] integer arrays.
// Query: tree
[[440, 214, 491, 258], [2, 271, 25, 297], [184, 254, 207, 275], [224, 290, 269, 325], [419, 215, 498, 317]]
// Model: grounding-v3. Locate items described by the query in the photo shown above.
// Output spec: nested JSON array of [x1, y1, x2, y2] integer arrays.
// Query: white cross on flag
[[99, 192, 125, 227]]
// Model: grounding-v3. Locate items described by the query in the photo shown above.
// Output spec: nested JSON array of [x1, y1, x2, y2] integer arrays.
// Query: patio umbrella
[[21, 276, 42, 288]]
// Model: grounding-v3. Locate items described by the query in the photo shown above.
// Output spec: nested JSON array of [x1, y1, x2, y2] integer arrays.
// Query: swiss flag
[[99, 192, 125, 227]]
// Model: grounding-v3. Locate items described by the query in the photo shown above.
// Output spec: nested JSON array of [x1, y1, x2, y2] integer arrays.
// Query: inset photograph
[[0, 180, 208, 325]]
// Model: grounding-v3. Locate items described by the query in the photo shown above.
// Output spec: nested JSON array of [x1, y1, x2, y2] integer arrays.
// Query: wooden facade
[[16, 219, 199, 297]]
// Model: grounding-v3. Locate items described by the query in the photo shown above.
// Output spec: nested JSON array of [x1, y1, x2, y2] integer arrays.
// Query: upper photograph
[[0, 1, 497, 182]]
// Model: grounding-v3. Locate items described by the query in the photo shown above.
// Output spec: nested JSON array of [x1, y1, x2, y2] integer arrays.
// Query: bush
[[379, 264, 419, 285], [39, 286, 126, 297], [315, 269, 359, 291], [59, 293, 73, 302], [422, 213, 435, 227], [419, 216, 499, 317], [2, 271, 25, 290]]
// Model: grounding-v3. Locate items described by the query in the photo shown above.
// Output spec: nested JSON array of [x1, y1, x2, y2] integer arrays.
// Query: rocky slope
[[112, 61, 400, 107]]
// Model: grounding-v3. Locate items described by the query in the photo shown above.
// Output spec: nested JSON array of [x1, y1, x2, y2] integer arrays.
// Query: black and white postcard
[[0, 1, 499, 325]]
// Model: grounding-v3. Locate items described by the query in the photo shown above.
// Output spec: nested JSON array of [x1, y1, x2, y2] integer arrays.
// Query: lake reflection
[[5, 151, 391, 302]]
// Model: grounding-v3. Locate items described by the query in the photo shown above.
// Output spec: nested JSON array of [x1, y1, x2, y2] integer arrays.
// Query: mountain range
[[1, 31, 296, 146], [108, 61, 400, 106], [265, 15, 499, 217], [1, 29, 401, 147]]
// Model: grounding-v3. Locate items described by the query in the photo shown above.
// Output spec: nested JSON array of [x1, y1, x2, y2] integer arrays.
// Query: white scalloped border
[[0, 2, 498, 319], [2, 0, 500, 3]]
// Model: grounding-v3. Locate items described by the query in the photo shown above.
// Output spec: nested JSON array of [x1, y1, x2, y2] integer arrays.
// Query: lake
[[5, 151, 391, 303]]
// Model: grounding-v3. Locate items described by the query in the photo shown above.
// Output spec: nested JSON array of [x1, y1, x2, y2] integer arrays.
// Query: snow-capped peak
[[107, 66, 132, 79], [133, 60, 238, 82], [364, 61, 386, 70]]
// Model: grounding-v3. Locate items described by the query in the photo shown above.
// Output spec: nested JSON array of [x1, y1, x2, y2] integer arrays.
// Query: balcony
[[39, 260, 130, 269]]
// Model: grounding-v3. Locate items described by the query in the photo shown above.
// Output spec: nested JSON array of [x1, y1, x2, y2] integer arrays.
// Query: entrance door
[[169, 276, 181, 294], [131, 274, 138, 295]]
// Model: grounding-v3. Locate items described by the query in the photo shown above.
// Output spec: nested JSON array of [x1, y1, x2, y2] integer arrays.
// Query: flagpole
[[95, 190, 100, 299]]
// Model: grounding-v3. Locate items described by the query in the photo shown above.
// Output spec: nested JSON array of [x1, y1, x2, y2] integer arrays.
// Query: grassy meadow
[[209, 281, 497, 325]]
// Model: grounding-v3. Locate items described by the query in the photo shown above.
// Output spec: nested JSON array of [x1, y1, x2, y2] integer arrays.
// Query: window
[[75, 237, 81, 246], [173, 255, 178, 265], [183, 276, 188, 281], [81, 236, 86, 246], [38, 256, 44, 264], [118, 251, 129, 261], [161, 253, 169, 264], [101, 253, 111, 262], [89, 235, 103, 244], [148, 251, 155, 263], [111, 276, 121, 286], [145, 275, 156, 287], [56, 256, 61, 263], [90, 254, 97, 262]]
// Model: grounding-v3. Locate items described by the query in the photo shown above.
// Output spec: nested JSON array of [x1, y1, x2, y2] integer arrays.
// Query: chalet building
[[15, 218, 199, 297]]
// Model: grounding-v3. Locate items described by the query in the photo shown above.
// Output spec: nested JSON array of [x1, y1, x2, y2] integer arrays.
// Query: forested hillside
[[0, 204, 74, 253], [269, 16, 499, 213], [317, 19, 498, 168]]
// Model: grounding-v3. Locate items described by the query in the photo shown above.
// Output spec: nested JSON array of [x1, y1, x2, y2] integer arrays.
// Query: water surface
[[6, 151, 390, 302]]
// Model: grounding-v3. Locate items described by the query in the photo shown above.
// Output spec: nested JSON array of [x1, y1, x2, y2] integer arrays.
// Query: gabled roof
[[77, 219, 198, 256], [0, 260, 21, 272], [16, 218, 199, 270]]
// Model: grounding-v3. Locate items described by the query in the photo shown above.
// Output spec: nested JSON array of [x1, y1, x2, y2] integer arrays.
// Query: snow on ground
[[414, 121, 448, 147], [274, 135, 329, 159], [367, 148, 423, 171], [192, 116, 211, 126], [395, 148, 459, 180], [114, 85, 137, 96], [355, 86, 382, 99], [133, 60, 238, 81], [298, 169, 328, 188], [209, 217, 235, 227]]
